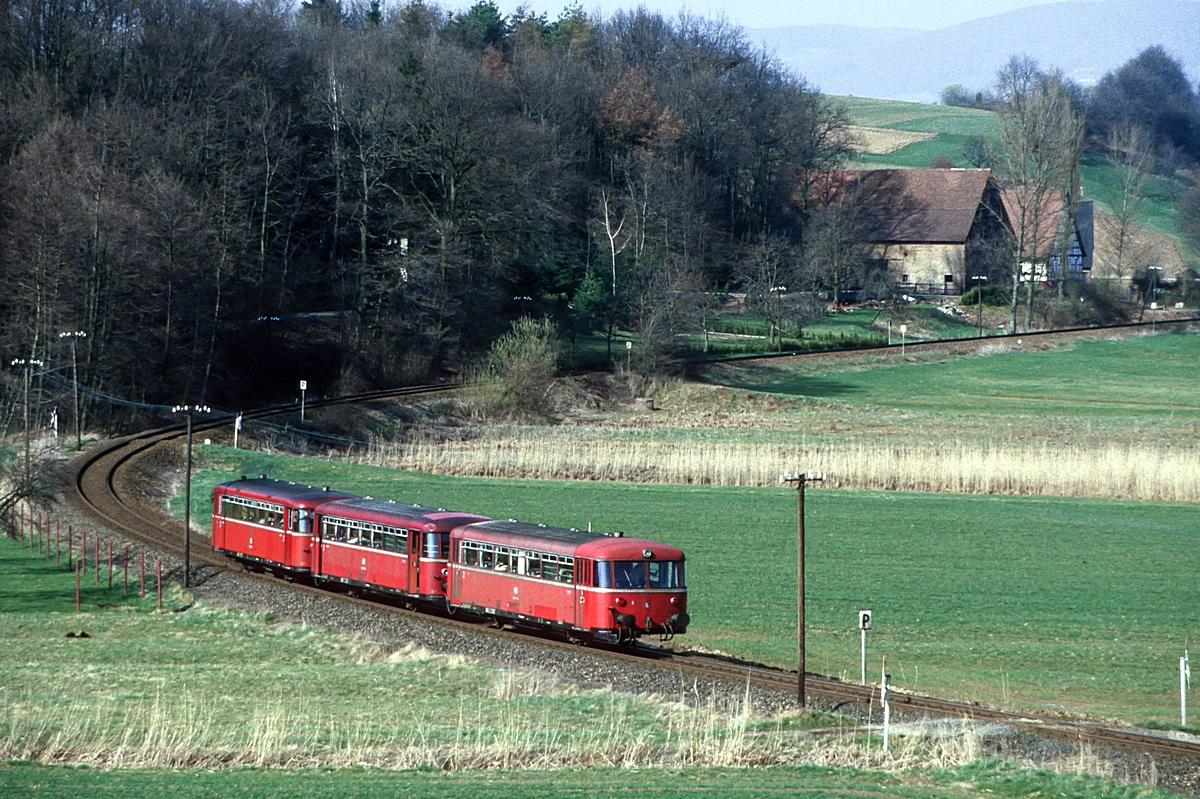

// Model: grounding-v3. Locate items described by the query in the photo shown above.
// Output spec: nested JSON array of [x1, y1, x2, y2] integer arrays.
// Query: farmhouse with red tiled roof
[[809, 168, 1092, 294]]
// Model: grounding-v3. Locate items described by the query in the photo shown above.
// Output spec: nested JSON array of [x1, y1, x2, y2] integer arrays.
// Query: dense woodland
[[2, 0, 1199, 434], [0, 0, 853, 420]]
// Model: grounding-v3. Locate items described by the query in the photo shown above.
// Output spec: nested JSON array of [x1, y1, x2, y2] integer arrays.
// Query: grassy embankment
[[1, 533, 1179, 796]]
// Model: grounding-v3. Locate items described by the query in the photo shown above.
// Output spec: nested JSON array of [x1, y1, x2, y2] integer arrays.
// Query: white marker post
[[1182, 648, 1191, 727], [899, 324, 907, 357], [234, 412, 243, 450], [300, 380, 307, 421], [881, 656, 891, 753], [859, 610, 872, 685]]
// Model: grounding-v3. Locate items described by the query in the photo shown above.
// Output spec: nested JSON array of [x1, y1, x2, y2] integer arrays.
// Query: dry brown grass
[[359, 430, 1200, 501]]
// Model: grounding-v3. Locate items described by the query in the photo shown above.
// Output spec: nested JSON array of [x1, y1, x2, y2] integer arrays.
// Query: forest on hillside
[[0, 0, 852, 418]]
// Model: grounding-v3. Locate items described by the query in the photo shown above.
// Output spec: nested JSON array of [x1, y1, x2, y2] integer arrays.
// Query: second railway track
[[64, 382, 1200, 766]]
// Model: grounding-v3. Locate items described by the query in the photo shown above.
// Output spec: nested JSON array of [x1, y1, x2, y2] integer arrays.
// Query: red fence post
[[94, 536, 100, 584], [156, 559, 162, 610], [81, 531, 87, 576], [67, 526, 73, 570]]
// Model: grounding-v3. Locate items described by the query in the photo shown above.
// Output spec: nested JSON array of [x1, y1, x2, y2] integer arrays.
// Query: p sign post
[[300, 380, 307, 421]]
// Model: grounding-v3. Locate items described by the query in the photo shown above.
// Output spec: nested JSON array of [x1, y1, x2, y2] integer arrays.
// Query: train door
[[211, 492, 225, 549], [407, 529, 420, 594], [310, 513, 323, 575], [573, 559, 589, 629]]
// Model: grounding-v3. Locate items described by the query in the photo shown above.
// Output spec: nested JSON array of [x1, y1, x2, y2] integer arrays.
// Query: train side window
[[526, 553, 541, 579], [462, 542, 480, 567], [494, 547, 510, 572], [559, 559, 574, 583], [423, 534, 440, 559], [479, 545, 494, 570], [595, 561, 613, 588]]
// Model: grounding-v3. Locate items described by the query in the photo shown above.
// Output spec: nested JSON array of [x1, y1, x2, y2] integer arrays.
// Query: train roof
[[319, 497, 490, 531], [455, 520, 685, 560], [215, 478, 357, 507]]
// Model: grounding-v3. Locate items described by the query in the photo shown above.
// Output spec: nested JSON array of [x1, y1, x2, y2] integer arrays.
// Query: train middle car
[[311, 498, 490, 600], [449, 520, 689, 643]]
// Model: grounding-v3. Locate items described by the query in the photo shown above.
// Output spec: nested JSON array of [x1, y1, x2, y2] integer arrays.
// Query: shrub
[[467, 316, 563, 420]]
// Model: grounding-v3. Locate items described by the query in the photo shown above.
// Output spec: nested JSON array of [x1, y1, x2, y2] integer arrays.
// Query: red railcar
[[312, 498, 490, 600], [449, 520, 689, 643], [212, 478, 356, 574]]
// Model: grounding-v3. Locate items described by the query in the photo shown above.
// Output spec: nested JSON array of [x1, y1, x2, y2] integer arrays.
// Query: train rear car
[[313, 498, 490, 600], [449, 520, 688, 643], [212, 478, 357, 574]]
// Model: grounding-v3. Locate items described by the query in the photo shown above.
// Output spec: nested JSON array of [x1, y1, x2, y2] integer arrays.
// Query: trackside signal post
[[781, 471, 825, 708]]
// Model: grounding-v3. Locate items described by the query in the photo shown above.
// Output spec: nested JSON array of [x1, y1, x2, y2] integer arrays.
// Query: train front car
[[449, 521, 688, 644], [312, 498, 490, 601], [211, 478, 357, 574]]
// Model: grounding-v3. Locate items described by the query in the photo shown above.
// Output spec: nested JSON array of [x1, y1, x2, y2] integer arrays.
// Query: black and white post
[[781, 470, 825, 709], [881, 657, 891, 753], [300, 380, 307, 422], [171, 404, 211, 588], [1182, 647, 1191, 727], [859, 609, 872, 685]]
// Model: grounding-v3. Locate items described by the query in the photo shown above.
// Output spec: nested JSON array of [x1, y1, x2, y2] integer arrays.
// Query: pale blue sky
[[487, 0, 1099, 30]]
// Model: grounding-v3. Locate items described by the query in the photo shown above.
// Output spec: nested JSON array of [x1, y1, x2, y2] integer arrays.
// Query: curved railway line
[[64, 343, 1200, 766]]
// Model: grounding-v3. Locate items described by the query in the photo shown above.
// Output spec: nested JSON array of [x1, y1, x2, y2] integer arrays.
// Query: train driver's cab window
[[596, 561, 647, 589], [648, 560, 684, 589]]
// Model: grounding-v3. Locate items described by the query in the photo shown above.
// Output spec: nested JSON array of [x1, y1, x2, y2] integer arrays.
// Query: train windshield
[[596, 560, 684, 589]]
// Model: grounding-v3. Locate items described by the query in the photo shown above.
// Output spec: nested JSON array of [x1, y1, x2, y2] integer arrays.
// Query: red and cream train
[[211, 477, 690, 643]]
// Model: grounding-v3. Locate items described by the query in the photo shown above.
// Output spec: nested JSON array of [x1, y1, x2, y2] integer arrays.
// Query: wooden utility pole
[[781, 471, 825, 708]]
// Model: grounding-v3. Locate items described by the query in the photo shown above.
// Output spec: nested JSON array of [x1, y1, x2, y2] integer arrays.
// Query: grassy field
[[1, 536, 1180, 795], [177, 440, 1200, 728], [0, 760, 1178, 799], [701, 332, 1200, 422]]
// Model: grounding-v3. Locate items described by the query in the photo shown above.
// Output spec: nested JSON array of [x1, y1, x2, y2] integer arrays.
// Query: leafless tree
[[990, 58, 1084, 332]]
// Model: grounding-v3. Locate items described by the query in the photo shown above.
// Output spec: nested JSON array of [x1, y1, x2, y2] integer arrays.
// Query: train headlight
[[669, 596, 680, 606], [615, 597, 627, 607]]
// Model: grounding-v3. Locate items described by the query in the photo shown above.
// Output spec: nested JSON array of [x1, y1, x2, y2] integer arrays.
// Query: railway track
[[64, 381, 1200, 764]]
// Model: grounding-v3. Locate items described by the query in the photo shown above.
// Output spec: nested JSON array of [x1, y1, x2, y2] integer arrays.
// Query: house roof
[[818, 168, 992, 245], [998, 188, 1064, 260]]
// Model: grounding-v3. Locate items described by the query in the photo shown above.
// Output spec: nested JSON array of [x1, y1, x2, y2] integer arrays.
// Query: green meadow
[[701, 333, 1200, 423]]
